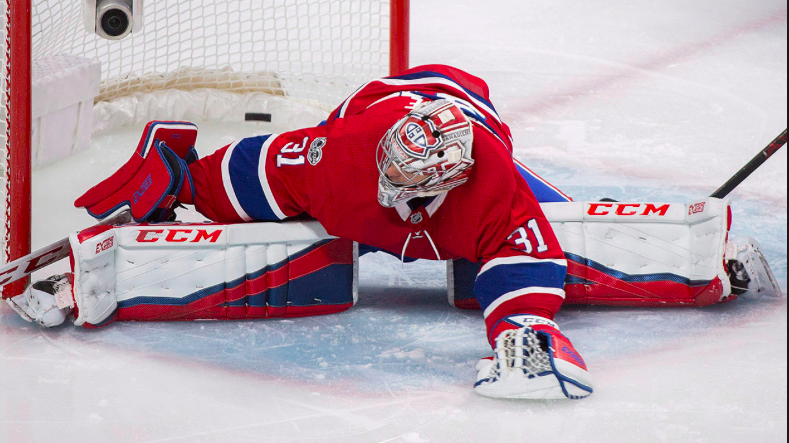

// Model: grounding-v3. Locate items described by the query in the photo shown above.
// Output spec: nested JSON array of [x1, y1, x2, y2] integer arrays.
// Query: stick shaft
[[711, 129, 787, 199]]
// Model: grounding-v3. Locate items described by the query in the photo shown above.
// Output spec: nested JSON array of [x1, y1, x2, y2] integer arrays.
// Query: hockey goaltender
[[8, 65, 783, 400]]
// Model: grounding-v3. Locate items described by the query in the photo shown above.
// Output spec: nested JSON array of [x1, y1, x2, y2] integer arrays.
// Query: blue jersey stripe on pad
[[119, 278, 242, 309], [229, 135, 281, 221], [565, 252, 712, 286]]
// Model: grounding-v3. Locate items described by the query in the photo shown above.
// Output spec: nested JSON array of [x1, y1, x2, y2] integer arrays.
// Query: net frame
[[2, 0, 32, 298], [1, 0, 410, 298]]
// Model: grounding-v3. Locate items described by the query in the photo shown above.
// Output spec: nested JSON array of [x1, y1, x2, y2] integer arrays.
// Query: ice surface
[[1, 0, 787, 442]]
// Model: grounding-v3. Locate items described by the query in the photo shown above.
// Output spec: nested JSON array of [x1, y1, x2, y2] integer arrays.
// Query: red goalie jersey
[[186, 65, 570, 343]]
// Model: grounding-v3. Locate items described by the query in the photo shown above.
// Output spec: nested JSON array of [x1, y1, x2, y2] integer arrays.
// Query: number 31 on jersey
[[277, 137, 327, 167], [508, 219, 549, 254]]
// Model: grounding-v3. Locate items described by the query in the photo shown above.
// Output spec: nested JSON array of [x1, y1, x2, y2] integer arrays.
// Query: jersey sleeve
[[188, 126, 329, 223], [472, 176, 568, 345]]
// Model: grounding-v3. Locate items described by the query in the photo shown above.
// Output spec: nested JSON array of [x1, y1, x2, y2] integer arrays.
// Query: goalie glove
[[75, 121, 199, 223], [7, 274, 73, 328], [474, 315, 593, 400]]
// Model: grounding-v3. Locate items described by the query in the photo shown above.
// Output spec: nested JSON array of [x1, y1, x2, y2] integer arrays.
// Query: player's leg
[[8, 222, 357, 328]]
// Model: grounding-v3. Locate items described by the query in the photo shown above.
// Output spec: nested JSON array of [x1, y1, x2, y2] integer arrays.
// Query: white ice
[[1, 0, 787, 442]]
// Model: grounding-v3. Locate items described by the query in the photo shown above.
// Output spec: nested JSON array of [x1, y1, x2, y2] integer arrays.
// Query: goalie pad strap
[[449, 198, 732, 308], [69, 221, 357, 328]]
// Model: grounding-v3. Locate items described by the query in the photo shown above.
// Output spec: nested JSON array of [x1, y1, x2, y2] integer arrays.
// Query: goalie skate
[[474, 316, 593, 400], [727, 236, 783, 300], [7, 274, 73, 328]]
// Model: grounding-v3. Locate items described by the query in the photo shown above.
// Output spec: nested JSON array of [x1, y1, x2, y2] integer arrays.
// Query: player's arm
[[75, 121, 329, 224], [471, 195, 594, 400], [186, 125, 328, 223], [473, 205, 567, 345]]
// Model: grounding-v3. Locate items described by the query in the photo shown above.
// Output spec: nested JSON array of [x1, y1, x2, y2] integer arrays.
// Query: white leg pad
[[68, 221, 357, 328], [543, 197, 732, 306]]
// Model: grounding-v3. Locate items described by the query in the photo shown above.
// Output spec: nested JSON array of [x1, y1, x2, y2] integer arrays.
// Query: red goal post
[[3, 0, 32, 299], [1, 0, 410, 298]]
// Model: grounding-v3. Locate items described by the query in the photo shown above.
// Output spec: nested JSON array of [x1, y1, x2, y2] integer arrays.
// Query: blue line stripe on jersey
[[514, 162, 572, 203], [228, 135, 281, 221], [473, 261, 567, 311]]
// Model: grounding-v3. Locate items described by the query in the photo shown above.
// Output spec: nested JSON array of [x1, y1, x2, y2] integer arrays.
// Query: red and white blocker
[[63, 221, 357, 328]]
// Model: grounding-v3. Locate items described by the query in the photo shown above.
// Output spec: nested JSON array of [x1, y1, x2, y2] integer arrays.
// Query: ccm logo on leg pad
[[587, 203, 670, 217], [135, 229, 224, 244]]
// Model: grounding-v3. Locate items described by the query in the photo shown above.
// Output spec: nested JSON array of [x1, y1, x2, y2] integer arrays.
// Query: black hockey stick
[[0, 210, 132, 297], [711, 129, 787, 198]]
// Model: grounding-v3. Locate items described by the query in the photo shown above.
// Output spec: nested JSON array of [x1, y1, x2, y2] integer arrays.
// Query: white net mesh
[[1, 0, 395, 266], [35, 0, 391, 108]]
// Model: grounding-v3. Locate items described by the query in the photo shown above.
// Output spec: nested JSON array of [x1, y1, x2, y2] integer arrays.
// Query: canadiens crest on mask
[[376, 99, 476, 208], [399, 119, 442, 159]]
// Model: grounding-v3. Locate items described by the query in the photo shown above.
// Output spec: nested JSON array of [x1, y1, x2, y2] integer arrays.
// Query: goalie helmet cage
[[1, 0, 411, 298]]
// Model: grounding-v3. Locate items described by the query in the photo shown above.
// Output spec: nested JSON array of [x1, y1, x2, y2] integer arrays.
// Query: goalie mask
[[376, 99, 475, 208]]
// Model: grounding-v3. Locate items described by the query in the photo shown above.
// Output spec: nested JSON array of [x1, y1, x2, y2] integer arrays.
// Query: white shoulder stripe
[[338, 82, 369, 118], [257, 135, 288, 220], [339, 77, 501, 123], [221, 140, 252, 222], [483, 287, 567, 319], [379, 77, 500, 121], [479, 256, 568, 276]]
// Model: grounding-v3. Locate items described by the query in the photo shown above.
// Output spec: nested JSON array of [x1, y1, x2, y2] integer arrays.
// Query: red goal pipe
[[3, 0, 32, 298], [390, 0, 410, 76]]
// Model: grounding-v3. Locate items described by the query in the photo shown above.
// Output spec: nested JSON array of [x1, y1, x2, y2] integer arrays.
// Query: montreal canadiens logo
[[399, 118, 441, 158]]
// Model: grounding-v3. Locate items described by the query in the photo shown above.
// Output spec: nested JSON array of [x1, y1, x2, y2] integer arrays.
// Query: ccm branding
[[587, 203, 671, 217], [135, 229, 224, 243]]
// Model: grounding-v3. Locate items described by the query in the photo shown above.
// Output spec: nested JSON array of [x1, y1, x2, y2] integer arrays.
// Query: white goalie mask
[[376, 99, 475, 208]]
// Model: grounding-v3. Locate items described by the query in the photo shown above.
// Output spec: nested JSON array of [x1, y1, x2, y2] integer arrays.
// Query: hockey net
[[1, 0, 409, 296]]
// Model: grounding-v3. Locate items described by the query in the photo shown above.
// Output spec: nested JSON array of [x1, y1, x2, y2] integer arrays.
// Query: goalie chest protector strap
[[68, 221, 357, 328]]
